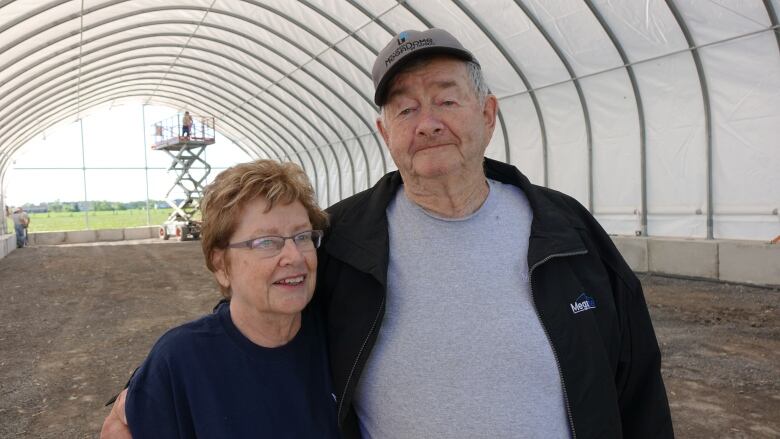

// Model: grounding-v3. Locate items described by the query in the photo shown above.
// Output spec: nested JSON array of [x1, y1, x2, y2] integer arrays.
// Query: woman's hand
[[100, 388, 131, 439]]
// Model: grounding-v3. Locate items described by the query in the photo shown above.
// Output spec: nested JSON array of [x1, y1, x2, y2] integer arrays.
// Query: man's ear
[[482, 94, 498, 140], [376, 116, 390, 146], [483, 94, 498, 130], [212, 249, 230, 290]]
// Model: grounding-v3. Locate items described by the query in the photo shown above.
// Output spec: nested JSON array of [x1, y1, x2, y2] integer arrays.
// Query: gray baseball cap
[[372, 28, 479, 106]]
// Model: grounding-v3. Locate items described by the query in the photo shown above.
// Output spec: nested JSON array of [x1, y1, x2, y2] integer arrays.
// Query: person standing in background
[[12, 207, 30, 248]]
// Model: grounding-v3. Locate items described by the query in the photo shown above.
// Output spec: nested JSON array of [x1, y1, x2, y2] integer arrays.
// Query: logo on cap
[[397, 31, 408, 45]]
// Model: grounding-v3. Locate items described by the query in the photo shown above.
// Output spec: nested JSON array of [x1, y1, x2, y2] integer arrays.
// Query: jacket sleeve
[[614, 277, 675, 438], [568, 197, 674, 438]]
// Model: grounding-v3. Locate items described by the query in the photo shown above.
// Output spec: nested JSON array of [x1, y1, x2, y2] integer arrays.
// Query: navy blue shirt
[[126, 303, 340, 438]]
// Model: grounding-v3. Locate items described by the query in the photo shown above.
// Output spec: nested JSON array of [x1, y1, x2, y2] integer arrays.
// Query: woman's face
[[213, 197, 317, 319]]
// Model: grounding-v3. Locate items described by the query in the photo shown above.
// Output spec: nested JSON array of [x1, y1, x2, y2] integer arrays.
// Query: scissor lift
[[151, 114, 216, 241]]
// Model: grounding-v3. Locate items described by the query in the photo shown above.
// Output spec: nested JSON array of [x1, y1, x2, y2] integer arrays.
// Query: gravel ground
[[0, 240, 777, 438]]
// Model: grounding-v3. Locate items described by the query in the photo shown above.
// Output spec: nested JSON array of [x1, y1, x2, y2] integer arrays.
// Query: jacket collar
[[324, 171, 401, 288], [482, 158, 587, 269], [324, 158, 587, 282]]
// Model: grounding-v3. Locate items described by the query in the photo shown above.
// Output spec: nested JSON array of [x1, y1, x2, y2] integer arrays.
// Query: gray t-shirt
[[353, 179, 570, 438]]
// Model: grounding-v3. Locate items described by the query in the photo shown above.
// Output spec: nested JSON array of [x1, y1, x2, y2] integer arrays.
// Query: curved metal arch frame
[[445, 2, 511, 166], [509, 0, 594, 210], [447, 0, 547, 178], [0, 17, 365, 193], [0, 80, 290, 173], [0, 0, 23, 15], [0, 91, 265, 200], [139, 71, 330, 205], [0, 88, 267, 186], [0, 55, 289, 162], [0, 51, 289, 174], [294, 0, 399, 179], [0, 61, 293, 168], [1, 64, 343, 211], [143, 92, 280, 164], [4, 73, 319, 199], [170, 32, 358, 196], [140, 93, 267, 166], [0, 4, 381, 193], [139, 73, 330, 203], [763, 0, 780, 53], [0, 86, 287, 184], [298, 0, 380, 59], [0, 80, 296, 182], [240, 0, 373, 79], [345, 0, 397, 35], [192, 6, 379, 186], [0, 84, 298, 193], [171, 53, 344, 200], [1, 0, 773, 228], [665, 0, 714, 240], [193, 2, 382, 185], [1, 29, 364, 199], [583, 0, 649, 236], [0, 0, 79, 37], [1, 41, 355, 202], [339, 0, 418, 173]]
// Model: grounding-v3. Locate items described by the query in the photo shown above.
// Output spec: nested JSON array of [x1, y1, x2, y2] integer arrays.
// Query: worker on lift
[[182, 111, 193, 138]]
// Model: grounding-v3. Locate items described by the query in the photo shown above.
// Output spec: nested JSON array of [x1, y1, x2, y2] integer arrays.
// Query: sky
[[4, 103, 251, 206]]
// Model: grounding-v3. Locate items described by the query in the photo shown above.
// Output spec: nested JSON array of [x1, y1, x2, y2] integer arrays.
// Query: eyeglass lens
[[250, 231, 320, 253]]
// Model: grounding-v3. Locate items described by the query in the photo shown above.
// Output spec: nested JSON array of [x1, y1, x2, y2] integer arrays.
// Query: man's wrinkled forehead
[[383, 57, 467, 105], [385, 78, 459, 106]]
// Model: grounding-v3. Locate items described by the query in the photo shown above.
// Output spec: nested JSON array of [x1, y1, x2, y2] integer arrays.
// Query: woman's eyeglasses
[[226, 230, 323, 258]]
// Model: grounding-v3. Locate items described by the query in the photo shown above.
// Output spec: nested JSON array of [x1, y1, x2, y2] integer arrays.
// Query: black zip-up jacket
[[316, 158, 674, 438]]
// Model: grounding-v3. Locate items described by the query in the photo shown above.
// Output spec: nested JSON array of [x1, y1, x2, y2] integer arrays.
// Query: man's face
[[377, 57, 497, 182]]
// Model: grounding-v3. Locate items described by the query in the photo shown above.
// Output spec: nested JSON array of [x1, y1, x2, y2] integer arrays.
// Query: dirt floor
[[0, 240, 778, 438]]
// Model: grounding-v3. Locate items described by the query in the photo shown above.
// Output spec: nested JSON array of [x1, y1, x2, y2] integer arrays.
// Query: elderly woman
[[124, 160, 339, 437]]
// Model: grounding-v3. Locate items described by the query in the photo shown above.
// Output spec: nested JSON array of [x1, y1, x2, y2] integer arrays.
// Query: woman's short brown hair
[[200, 160, 328, 298]]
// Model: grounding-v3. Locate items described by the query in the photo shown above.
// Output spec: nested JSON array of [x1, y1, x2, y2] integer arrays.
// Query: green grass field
[[6, 208, 178, 233]]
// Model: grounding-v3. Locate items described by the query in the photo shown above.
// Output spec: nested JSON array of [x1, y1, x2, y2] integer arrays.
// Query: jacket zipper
[[529, 249, 588, 439], [337, 296, 385, 423]]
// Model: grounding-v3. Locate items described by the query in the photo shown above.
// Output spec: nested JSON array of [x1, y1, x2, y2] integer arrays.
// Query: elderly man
[[321, 28, 672, 438], [103, 28, 672, 438]]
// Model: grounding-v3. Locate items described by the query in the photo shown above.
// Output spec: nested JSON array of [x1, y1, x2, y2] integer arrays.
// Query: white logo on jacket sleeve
[[570, 293, 597, 314]]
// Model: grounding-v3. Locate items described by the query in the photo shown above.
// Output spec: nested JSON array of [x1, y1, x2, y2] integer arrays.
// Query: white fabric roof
[[1, 0, 778, 240]]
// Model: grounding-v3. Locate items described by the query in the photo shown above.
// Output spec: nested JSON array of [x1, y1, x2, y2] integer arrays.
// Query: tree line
[[20, 200, 170, 213]]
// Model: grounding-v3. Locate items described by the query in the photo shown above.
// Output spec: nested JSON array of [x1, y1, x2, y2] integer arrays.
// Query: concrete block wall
[[28, 226, 157, 246], [719, 241, 780, 286], [610, 236, 780, 287], [5, 228, 779, 287], [648, 239, 719, 279], [124, 226, 157, 240], [0, 233, 16, 260], [611, 236, 648, 272]]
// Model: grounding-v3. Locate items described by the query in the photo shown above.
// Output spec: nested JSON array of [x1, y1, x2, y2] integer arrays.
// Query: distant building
[[22, 203, 48, 213], [25, 206, 48, 213]]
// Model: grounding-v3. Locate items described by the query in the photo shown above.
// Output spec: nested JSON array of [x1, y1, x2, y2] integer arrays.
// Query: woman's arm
[[100, 389, 131, 439]]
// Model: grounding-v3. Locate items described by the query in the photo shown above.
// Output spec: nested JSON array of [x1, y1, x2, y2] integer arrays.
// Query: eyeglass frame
[[225, 229, 324, 257]]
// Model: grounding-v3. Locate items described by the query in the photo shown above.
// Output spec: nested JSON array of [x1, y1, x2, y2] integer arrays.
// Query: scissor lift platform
[[152, 114, 216, 241], [152, 137, 213, 151]]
